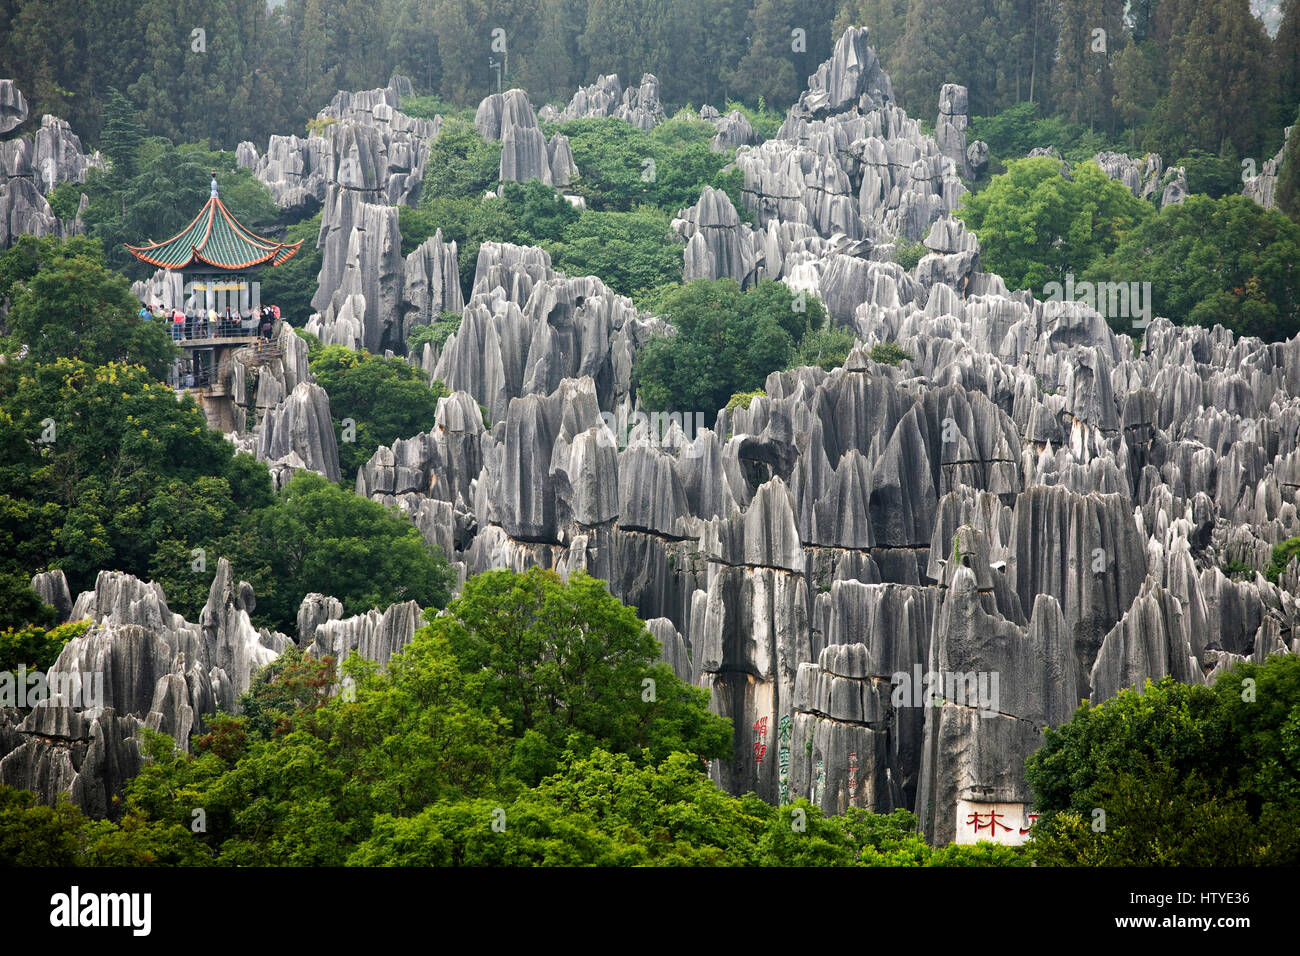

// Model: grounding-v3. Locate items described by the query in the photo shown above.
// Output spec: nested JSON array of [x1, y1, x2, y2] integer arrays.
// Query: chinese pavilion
[[126, 173, 302, 425]]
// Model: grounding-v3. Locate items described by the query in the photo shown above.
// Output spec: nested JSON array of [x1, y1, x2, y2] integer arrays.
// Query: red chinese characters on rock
[[753, 716, 769, 763], [1019, 814, 1040, 835], [966, 809, 1014, 836]]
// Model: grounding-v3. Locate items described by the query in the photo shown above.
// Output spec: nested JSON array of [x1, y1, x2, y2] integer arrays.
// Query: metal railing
[[164, 315, 275, 342]]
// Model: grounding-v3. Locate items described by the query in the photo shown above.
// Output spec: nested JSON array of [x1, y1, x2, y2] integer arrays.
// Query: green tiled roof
[[126, 195, 301, 271]]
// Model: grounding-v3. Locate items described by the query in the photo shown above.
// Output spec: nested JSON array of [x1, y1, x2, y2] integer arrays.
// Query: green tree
[[428, 567, 732, 783], [0, 618, 88, 672], [634, 278, 826, 414], [0, 358, 266, 598], [238, 644, 340, 738], [421, 116, 504, 202], [955, 156, 1153, 292], [1084, 194, 1300, 339], [549, 206, 681, 301], [0, 572, 60, 632], [1277, 114, 1300, 223], [0, 786, 91, 866], [249, 471, 455, 632], [98, 87, 147, 179], [1025, 655, 1300, 865], [2, 237, 176, 378], [1051, 0, 1123, 135], [1165, 0, 1270, 158], [308, 345, 450, 480]]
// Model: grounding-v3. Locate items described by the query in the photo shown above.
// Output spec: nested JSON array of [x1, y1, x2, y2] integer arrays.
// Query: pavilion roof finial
[[210, 170, 218, 199]]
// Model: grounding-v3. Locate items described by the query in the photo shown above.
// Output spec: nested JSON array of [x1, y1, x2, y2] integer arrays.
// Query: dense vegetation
[[3, 0, 1295, 172], [1025, 654, 1300, 865], [633, 278, 830, 413], [957, 156, 1300, 340], [1085, 194, 1300, 340]]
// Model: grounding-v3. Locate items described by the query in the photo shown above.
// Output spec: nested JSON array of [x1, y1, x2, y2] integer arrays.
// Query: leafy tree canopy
[[1, 235, 176, 377], [1085, 194, 1300, 340], [1025, 654, 1300, 865], [956, 156, 1154, 293], [634, 278, 827, 414], [248, 471, 456, 633]]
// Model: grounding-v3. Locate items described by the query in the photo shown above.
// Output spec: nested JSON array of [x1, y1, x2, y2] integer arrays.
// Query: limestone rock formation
[[935, 84, 969, 178], [0, 79, 27, 134], [1160, 165, 1189, 207], [710, 110, 760, 151], [673, 185, 760, 286], [1243, 125, 1293, 210], [32, 115, 106, 194], [614, 74, 666, 130], [559, 74, 623, 121], [0, 560, 291, 816], [256, 381, 342, 484], [9, 29, 1299, 848], [241, 78, 435, 213], [0, 106, 95, 247], [1094, 151, 1166, 201], [307, 600, 423, 670], [31, 569, 73, 622]]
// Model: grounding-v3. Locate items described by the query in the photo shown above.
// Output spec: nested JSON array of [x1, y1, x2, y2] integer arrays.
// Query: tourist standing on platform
[[172, 309, 184, 341]]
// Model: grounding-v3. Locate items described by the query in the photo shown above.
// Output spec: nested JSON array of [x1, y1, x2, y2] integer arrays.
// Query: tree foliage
[[1025, 654, 1300, 865], [308, 345, 449, 480], [249, 471, 455, 633], [635, 279, 826, 413], [955, 156, 1154, 292], [1, 236, 176, 378], [1085, 194, 1300, 340]]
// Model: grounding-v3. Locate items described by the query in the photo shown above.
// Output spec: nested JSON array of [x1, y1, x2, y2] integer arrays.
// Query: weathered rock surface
[[0, 560, 291, 816], [0, 79, 28, 134], [307, 600, 423, 670], [256, 381, 342, 484], [1243, 125, 1293, 210], [614, 74, 666, 130], [31, 569, 73, 622], [0, 107, 95, 248], [330, 28, 1298, 847], [936, 84, 969, 177], [32, 115, 105, 194], [240, 76, 434, 212], [673, 186, 760, 286]]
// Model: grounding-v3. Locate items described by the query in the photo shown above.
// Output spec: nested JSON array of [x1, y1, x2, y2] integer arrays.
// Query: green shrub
[[870, 342, 913, 366], [1268, 537, 1300, 583]]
